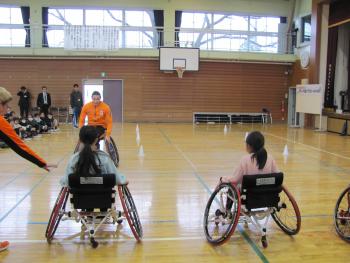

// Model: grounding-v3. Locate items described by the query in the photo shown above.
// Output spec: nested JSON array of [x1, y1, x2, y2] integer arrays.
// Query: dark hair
[[91, 91, 101, 97], [20, 86, 26, 90], [42, 86, 47, 90], [75, 126, 101, 176], [73, 84, 79, 88], [246, 131, 267, 170]]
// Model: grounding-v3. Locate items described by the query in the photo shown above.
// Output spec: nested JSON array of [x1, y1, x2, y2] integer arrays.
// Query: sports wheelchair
[[204, 173, 301, 248], [45, 173, 142, 248], [334, 185, 350, 242]]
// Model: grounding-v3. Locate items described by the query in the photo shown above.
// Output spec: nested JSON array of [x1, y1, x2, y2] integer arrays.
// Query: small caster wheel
[[90, 238, 99, 248], [117, 211, 123, 224], [261, 236, 268, 248]]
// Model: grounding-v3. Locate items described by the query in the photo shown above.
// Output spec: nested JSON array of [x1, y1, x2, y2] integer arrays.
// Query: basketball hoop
[[175, 67, 185, 78]]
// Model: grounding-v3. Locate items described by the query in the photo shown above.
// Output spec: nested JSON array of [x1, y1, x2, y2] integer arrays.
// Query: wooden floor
[[0, 123, 349, 262]]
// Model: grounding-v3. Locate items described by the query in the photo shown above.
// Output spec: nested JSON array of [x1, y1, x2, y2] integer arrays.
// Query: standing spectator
[[37, 86, 51, 116], [70, 83, 83, 128], [17, 86, 30, 118]]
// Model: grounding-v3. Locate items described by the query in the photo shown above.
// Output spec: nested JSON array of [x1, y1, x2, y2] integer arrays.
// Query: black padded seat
[[241, 173, 284, 210], [68, 173, 116, 210]]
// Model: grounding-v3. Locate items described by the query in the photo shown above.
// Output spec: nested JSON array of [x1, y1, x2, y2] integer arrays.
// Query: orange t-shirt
[[79, 101, 113, 136], [0, 116, 47, 168]]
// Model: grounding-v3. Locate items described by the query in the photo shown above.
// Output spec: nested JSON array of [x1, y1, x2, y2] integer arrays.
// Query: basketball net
[[175, 67, 185, 78]]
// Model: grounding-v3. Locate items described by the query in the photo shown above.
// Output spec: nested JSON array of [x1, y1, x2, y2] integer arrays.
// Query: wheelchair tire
[[118, 185, 143, 242], [45, 187, 69, 243], [334, 186, 350, 242], [203, 183, 241, 245], [106, 137, 119, 167], [272, 185, 301, 235]]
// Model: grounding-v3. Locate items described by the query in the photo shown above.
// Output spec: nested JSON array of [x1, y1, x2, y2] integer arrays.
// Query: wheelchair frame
[[46, 132, 136, 247], [204, 174, 301, 248], [334, 185, 350, 243], [45, 184, 142, 248]]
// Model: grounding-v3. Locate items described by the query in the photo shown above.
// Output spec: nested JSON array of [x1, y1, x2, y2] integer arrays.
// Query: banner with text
[[64, 25, 119, 50], [296, 84, 323, 115]]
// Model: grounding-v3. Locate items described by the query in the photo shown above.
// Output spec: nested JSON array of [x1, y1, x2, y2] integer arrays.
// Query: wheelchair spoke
[[272, 186, 301, 235], [204, 183, 241, 245], [334, 187, 350, 242]]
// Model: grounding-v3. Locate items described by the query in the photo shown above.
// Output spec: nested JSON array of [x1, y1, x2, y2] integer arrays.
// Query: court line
[[0, 155, 67, 224], [264, 132, 350, 161], [8, 236, 208, 244], [159, 127, 269, 263], [0, 151, 66, 191], [0, 174, 49, 223], [0, 170, 28, 191], [27, 219, 179, 225]]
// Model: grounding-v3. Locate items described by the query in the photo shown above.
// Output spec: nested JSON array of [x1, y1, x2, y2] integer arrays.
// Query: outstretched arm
[[0, 116, 47, 169]]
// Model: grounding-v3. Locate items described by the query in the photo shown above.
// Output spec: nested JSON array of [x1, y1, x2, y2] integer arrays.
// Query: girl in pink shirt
[[221, 131, 279, 186]]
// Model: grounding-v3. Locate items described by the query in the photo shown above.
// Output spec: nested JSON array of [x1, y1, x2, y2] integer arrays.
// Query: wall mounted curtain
[[42, 7, 49, 47], [324, 26, 338, 108], [153, 10, 164, 48], [21, 6, 30, 47], [348, 37, 350, 110], [174, 11, 182, 47]]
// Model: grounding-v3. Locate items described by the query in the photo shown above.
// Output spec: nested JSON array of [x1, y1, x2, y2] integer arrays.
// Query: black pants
[[91, 126, 106, 149], [19, 105, 29, 118], [94, 126, 106, 139], [40, 105, 49, 116]]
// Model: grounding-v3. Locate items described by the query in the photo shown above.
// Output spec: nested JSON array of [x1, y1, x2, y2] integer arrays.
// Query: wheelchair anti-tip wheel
[[106, 137, 119, 167], [203, 183, 241, 245], [334, 186, 350, 242], [45, 187, 69, 243], [271, 185, 301, 235], [118, 185, 143, 241]]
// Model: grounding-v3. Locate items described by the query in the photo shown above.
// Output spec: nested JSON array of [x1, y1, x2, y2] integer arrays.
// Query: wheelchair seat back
[[241, 173, 284, 210], [68, 173, 116, 210]]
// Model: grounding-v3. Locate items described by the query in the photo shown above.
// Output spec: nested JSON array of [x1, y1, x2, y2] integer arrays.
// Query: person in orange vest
[[0, 87, 56, 253], [79, 91, 113, 143]]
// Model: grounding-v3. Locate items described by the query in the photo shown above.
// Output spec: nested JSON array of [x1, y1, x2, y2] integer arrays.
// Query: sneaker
[[0, 241, 9, 252]]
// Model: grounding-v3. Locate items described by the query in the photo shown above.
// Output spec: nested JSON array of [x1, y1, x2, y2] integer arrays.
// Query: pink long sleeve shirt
[[231, 154, 279, 185]]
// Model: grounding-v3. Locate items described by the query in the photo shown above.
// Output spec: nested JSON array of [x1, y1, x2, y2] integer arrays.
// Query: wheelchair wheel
[[118, 185, 143, 242], [203, 183, 241, 245], [272, 185, 301, 235], [45, 187, 69, 243], [334, 186, 350, 242], [106, 137, 119, 167]]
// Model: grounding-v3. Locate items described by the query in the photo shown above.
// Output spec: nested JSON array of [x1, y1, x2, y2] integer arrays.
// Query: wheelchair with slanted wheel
[[334, 185, 350, 243], [204, 173, 301, 248], [45, 173, 142, 248]]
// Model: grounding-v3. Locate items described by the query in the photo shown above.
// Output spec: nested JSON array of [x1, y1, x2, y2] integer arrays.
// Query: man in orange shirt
[[0, 87, 55, 252], [79, 91, 113, 142]]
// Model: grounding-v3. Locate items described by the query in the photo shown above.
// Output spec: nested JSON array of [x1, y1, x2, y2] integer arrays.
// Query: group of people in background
[[17, 86, 51, 118], [16, 84, 83, 128], [0, 83, 83, 146]]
